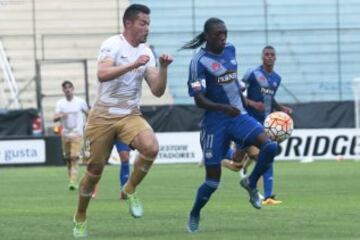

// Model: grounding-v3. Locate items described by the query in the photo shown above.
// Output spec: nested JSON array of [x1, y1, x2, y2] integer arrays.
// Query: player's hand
[[282, 106, 293, 114], [159, 54, 173, 68], [60, 112, 68, 118], [252, 101, 265, 112], [221, 105, 240, 117], [133, 55, 150, 68]]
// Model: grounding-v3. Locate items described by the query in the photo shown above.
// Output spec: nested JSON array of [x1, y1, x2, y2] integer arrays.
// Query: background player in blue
[[115, 141, 131, 199], [223, 46, 293, 205], [181, 18, 279, 233], [91, 141, 131, 199]]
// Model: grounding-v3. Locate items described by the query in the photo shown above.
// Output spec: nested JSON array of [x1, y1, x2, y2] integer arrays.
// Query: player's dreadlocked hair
[[180, 17, 224, 50]]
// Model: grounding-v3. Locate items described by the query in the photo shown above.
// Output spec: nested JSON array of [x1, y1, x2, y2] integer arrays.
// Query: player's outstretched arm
[[97, 55, 150, 82], [194, 93, 240, 117], [53, 112, 67, 122], [246, 98, 265, 112], [273, 98, 293, 114], [145, 54, 173, 97]]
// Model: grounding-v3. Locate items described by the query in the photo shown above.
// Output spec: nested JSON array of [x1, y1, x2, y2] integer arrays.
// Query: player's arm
[[82, 104, 89, 118], [240, 70, 265, 112], [246, 98, 265, 112], [273, 98, 293, 114], [194, 93, 240, 117], [53, 112, 67, 122], [53, 102, 66, 122], [188, 59, 238, 116], [97, 56, 150, 82], [144, 54, 173, 97], [82, 109, 89, 118]]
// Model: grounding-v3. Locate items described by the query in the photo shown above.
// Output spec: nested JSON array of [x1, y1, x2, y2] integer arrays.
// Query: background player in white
[[72, 4, 173, 238], [54, 80, 89, 190]]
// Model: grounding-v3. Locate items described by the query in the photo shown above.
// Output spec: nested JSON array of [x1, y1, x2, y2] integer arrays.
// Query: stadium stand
[[143, 0, 360, 104], [0, 0, 173, 129]]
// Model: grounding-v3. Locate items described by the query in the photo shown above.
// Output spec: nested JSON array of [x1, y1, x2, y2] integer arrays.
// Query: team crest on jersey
[[258, 75, 266, 82], [217, 71, 237, 84], [211, 62, 221, 72]]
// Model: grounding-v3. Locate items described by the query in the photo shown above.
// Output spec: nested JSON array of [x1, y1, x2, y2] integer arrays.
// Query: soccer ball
[[264, 111, 294, 143]]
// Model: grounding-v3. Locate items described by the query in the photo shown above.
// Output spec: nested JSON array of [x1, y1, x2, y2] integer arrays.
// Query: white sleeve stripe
[[190, 51, 205, 83]]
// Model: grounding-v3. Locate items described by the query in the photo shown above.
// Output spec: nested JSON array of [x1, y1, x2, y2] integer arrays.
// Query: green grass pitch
[[0, 161, 359, 240]]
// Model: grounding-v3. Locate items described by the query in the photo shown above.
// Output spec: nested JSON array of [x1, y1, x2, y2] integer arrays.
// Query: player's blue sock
[[120, 161, 130, 188], [249, 140, 277, 189], [190, 178, 219, 217], [263, 164, 273, 199], [225, 148, 234, 159]]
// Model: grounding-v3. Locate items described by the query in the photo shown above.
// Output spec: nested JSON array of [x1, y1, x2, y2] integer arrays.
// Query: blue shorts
[[200, 114, 263, 166], [114, 141, 131, 152]]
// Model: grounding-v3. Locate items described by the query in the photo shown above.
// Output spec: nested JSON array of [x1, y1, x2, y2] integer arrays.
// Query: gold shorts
[[62, 136, 82, 159], [83, 114, 152, 165]]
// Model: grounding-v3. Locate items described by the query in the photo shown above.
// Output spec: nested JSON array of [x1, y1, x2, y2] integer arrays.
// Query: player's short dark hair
[[180, 17, 225, 50], [62, 80, 73, 88], [262, 45, 275, 53], [122, 4, 150, 27]]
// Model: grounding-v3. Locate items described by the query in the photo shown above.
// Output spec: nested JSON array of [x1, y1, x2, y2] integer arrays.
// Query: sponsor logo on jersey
[[217, 71, 237, 84], [261, 87, 275, 95]]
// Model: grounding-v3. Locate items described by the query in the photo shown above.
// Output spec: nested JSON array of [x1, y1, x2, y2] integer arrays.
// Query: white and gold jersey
[[92, 34, 156, 118], [55, 96, 88, 138]]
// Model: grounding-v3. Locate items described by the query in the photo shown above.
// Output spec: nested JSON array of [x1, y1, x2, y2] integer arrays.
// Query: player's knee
[[87, 162, 105, 176], [119, 151, 130, 161], [140, 142, 159, 160], [248, 154, 258, 161], [205, 179, 220, 190], [261, 140, 278, 159], [121, 159, 129, 164], [79, 171, 101, 197], [85, 171, 101, 185], [233, 153, 246, 163]]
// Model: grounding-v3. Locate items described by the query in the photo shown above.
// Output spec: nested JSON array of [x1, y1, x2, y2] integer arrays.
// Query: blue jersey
[[187, 44, 263, 166], [242, 65, 281, 123], [187, 44, 247, 126]]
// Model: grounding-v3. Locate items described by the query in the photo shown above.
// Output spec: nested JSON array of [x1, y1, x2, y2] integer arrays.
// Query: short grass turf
[[0, 161, 359, 240]]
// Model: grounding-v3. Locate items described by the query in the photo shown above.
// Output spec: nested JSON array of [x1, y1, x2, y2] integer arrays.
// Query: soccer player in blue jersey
[[222, 46, 292, 205], [181, 18, 279, 233], [91, 140, 131, 199], [115, 141, 131, 199]]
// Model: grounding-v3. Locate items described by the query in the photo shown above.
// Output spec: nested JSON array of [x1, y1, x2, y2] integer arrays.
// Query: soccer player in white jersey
[[72, 4, 173, 238], [54, 80, 89, 191]]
